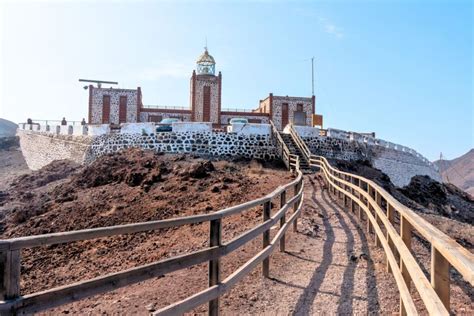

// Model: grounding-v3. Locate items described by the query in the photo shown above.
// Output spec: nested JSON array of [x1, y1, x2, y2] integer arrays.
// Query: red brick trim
[[140, 108, 192, 114], [312, 95, 315, 114], [221, 111, 270, 117], [269, 93, 273, 121], [88, 85, 93, 123], [217, 71, 222, 126], [191, 70, 196, 121], [137, 87, 142, 122]]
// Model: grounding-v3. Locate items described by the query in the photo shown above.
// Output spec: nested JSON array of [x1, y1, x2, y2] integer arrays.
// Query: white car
[[227, 117, 249, 133]]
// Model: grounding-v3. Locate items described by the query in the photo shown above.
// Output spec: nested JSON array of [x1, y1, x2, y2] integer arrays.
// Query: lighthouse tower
[[190, 48, 222, 126]]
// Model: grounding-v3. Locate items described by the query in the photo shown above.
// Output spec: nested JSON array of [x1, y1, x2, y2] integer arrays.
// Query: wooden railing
[[312, 155, 474, 315], [0, 169, 304, 315], [270, 120, 292, 170], [287, 124, 313, 164]]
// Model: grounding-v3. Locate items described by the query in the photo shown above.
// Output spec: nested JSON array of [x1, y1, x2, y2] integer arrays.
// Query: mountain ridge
[[434, 149, 474, 196]]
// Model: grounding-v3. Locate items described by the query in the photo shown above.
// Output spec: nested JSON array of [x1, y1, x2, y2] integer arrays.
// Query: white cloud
[[138, 61, 190, 81], [318, 17, 344, 39]]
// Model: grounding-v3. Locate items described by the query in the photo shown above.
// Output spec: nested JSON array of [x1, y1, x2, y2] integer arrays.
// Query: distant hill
[[0, 118, 18, 137], [434, 149, 474, 196]]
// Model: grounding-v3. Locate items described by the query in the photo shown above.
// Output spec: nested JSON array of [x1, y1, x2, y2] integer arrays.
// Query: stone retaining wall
[[18, 130, 93, 170], [17, 123, 442, 187], [302, 136, 369, 161], [302, 135, 441, 187], [371, 146, 441, 186], [87, 132, 276, 163], [18, 129, 277, 170]]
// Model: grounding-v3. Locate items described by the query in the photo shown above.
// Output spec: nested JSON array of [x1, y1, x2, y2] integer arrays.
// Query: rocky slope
[[0, 149, 293, 295], [0, 118, 17, 137], [434, 149, 474, 196], [333, 159, 474, 250]]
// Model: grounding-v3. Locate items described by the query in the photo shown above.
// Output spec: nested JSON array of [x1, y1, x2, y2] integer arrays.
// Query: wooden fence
[[286, 123, 474, 315], [270, 120, 291, 170], [0, 168, 304, 315]]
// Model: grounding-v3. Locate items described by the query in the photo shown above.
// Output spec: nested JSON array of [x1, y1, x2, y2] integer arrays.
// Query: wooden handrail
[[0, 164, 304, 315], [154, 196, 305, 315], [287, 124, 312, 162], [312, 156, 474, 315], [287, 124, 320, 167], [270, 120, 292, 170]]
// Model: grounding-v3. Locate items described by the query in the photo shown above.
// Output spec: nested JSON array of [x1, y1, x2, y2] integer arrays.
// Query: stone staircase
[[279, 132, 312, 172]]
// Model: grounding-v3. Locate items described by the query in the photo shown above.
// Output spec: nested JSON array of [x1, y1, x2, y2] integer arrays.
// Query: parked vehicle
[[156, 118, 180, 132], [229, 117, 248, 124], [227, 117, 249, 133]]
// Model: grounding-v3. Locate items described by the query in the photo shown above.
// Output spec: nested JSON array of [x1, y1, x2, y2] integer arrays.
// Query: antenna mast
[[311, 57, 315, 96], [78, 79, 118, 89]]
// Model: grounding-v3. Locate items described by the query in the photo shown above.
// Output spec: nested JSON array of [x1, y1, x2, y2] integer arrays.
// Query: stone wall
[[18, 125, 277, 170], [87, 132, 276, 163], [302, 136, 370, 161], [371, 146, 441, 187], [226, 123, 271, 136], [17, 129, 92, 170], [271, 96, 313, 130], [301, 133, 441, 187], [17, 122, 441, 187]]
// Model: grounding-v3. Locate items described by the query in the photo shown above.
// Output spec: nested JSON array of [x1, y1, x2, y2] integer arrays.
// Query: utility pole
[[311, 57, 315, 96]]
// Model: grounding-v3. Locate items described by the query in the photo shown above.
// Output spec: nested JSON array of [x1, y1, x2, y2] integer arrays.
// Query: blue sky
[[0, 0, 472, 161]]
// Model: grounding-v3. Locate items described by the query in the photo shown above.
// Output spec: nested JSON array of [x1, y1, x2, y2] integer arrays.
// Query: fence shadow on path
[[291, 177, 335, 315], [319, 177, 380, 313]]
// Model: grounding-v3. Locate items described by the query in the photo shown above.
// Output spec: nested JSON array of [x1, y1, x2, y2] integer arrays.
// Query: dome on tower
[[196, 48, 216, 75]]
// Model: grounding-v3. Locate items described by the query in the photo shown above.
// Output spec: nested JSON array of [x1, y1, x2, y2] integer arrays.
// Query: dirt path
[[42, 172, 400, 314], [220, 174, 398, 314]]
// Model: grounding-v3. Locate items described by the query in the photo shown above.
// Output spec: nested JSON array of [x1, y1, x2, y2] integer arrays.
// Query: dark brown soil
[[0, 149, 293, 296]]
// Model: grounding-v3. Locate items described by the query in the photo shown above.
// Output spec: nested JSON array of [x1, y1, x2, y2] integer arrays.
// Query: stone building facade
[[89, 88, 140, 124], [256, 95, 315, 130], [87, 48, 322, 130]]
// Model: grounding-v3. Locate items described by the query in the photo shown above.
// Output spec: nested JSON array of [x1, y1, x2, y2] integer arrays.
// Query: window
[[203, 86, 211, 121], [119, 96, 127, 123]]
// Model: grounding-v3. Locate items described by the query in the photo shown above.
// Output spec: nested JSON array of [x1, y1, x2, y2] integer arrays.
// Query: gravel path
[[220, 174, 398, 314]]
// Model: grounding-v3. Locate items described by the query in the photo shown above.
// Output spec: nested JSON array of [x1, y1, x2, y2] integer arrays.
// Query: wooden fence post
[[262, 201, 271, 277], [209, 219, 222, 316], [293, 182, 299, 233], [431, 246, 450, 311], [386, 204, 395, 273], [280, 191, 287, 252], [0, 250, 21, 302], [400, 216, 412, 316]]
